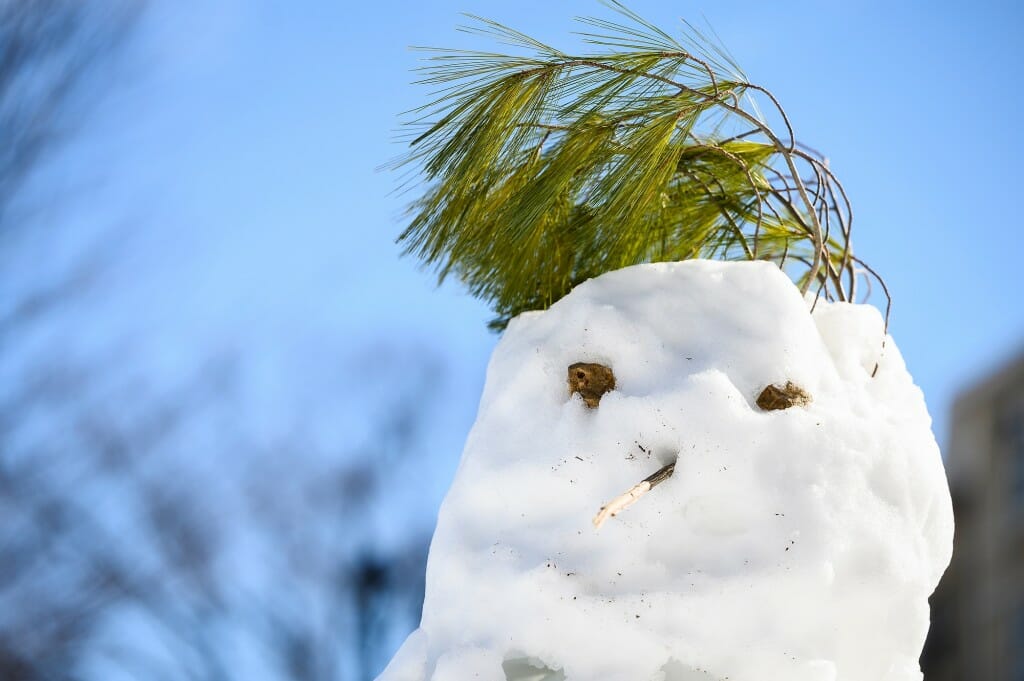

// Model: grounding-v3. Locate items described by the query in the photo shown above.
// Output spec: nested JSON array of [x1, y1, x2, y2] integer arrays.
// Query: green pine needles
[[395, 2, 889, 330]]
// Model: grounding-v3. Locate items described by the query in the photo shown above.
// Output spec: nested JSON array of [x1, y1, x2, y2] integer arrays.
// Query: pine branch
[[394, 3, 890, 332]]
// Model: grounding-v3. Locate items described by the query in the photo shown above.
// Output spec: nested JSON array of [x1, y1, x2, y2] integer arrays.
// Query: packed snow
[[378, 260, 953, 681]]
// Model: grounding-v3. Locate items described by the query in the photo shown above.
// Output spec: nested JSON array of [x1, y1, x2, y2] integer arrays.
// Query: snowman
[[376, 260, 953, 681]]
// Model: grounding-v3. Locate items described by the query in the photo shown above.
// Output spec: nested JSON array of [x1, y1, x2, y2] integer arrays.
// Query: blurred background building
[[1, 1, 1022, 680], [922, 349, 1024, 681]]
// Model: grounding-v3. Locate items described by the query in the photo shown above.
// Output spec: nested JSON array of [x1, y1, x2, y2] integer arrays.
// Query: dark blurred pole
[[354, 539, 429, 681], [355, 556, 391, 679]]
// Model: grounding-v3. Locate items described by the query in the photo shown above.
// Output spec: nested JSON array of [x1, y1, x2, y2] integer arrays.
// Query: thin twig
[[593, 460, 676, 529]]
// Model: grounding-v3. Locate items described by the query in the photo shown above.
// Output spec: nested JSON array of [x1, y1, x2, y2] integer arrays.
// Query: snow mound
[[379, 260, 953, 681]]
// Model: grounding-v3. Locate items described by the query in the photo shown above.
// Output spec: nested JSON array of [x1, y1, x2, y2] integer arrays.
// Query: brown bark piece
[[568, 362, 615, 408], [756, 381, 812, 411]]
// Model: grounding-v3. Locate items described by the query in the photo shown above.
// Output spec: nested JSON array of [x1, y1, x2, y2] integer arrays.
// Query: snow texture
[[378, 260, 953, 681]]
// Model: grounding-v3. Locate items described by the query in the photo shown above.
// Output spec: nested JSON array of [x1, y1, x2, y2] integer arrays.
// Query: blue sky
[[16, 0, 1024, 521], [4, 2, 1019, 676]]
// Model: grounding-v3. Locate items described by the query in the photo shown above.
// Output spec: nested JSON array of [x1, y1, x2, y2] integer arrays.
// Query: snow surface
[[378, 260, 953, 681]]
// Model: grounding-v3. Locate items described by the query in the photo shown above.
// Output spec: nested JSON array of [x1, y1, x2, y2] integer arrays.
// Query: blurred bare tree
[[0, 0, 141, 336], [1, 348, 437, 680], [0, 2, 435, 680]]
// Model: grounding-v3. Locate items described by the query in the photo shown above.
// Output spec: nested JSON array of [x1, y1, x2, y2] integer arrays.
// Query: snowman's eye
[[756, 381, 812, 411], [567, 362, 616, 408]]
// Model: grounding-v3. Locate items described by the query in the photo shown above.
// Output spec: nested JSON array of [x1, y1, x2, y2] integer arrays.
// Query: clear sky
[[19, 0, 1024, 525]]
